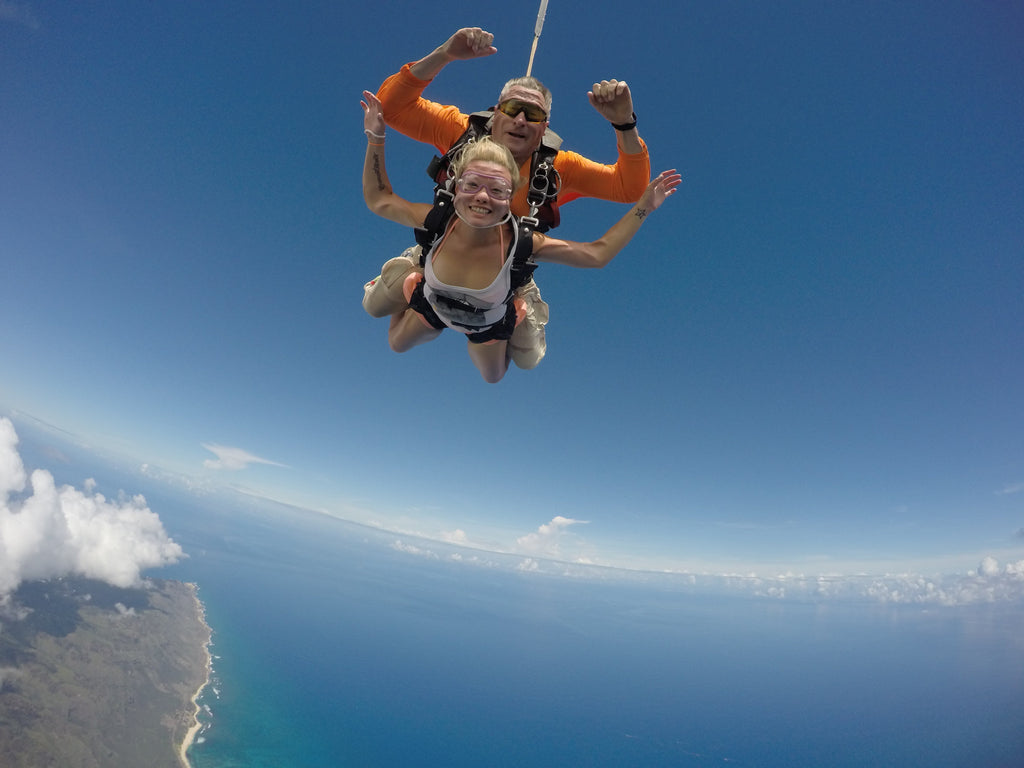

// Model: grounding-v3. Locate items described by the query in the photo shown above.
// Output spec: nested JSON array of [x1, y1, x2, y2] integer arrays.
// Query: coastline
[[0, 577, 214, 767], [178, 583, 213, 768]]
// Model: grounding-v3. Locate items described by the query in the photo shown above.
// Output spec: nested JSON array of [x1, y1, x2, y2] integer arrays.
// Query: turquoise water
[[15, 430, 1021, 767], [148, 490, 1024, 768]]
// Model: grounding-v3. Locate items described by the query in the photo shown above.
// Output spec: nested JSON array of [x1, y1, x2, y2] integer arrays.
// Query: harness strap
[[408, 112, 557, 328], [414, 187, 456, 253], [466, 302, 519, 343], [426, 112, 492, 185], [406, 275, 520, 343], [509, 217, 539, 292], [413, 187, 537, 293], [409, 212, 537, 342], [424, 111, 563, 232], [406, 278, 447, 331]]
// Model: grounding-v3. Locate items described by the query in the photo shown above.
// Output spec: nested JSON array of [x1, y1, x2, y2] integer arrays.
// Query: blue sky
[[1, 1, 1022, 578]]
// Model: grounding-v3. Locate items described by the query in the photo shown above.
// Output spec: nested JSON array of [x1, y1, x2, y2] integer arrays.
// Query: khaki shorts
[[361, 247, 549, 370], [507, 277, 548, 369], [362, 246, 422, 319]]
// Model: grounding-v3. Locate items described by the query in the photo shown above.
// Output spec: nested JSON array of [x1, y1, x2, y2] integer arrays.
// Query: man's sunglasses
[[496, 98, 548, 123]]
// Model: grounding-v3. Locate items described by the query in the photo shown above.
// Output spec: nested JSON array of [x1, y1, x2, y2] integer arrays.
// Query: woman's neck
[[449, 213, 511, 245]]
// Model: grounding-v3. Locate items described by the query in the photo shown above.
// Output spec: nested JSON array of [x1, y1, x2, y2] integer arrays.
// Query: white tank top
[[422, 220, 521, 334]]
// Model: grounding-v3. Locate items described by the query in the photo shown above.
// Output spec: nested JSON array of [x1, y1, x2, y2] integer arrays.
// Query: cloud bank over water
[[515, 515, 590, 560], [4, 412, 1022, 608], [0, 418, 183, 596], [388, 533, 1024, 607]]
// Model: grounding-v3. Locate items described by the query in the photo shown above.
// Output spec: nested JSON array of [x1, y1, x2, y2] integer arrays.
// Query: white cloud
[[515, 515, 590, 558], [979, 556, 1000, 577], [375, 512, 1024, 605], [996, 482, 1024, 496], [0, 419, 27, 500], [391, 539, 439, 559], [442, 529, 469, 544], [201, 443, 286, 472], [0, 418, 184, 596], [729, 556, 1024, 605]]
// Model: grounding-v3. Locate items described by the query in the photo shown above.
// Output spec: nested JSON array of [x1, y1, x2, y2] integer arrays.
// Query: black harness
[[407, 110, 563, 344], [410, 200, 540, 343], [425, 110, 563, 233]]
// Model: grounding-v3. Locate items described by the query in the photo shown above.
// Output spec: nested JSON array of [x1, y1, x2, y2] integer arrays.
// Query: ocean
[[146, 486, 1024, 768], [11, 429, 1022, 768]]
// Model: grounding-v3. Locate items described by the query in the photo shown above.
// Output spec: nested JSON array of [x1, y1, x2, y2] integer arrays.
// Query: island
[[0, 577, 211, 768]]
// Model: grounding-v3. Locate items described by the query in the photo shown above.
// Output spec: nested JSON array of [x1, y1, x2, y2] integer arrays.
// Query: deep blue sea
[[13, 431, 1024, 767], [148, 489, 1024, 768]]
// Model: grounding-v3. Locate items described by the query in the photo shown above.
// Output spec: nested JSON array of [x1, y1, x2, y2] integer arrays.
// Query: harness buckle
[[527, 161, 561, 207]]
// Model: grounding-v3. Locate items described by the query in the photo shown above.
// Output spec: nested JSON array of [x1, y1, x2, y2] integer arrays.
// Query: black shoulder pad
[[426, 110, 496, 183]]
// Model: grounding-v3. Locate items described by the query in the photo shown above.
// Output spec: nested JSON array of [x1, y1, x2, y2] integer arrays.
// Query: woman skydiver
[[361, 90, 680, 383]]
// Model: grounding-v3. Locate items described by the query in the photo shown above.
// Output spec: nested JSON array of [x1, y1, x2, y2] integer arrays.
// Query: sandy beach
[[179, 585, 213, 768]]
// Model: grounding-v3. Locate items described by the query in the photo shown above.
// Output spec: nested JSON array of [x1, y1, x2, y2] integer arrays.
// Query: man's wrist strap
[[612, 112, 638, 131]]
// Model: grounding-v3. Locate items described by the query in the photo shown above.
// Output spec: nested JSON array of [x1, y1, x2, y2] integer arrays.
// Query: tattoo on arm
[[372, 153, 387, 192], [633, 207, 648, 221]]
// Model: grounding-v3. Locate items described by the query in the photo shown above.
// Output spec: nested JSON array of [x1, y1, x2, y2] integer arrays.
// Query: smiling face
[[490, 85, 549, 165], [453, 160, 515, 227]]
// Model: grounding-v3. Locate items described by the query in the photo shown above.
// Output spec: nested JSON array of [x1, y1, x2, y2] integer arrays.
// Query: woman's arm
[[361, 90, 432, 228], [533, 170, 681, 268]]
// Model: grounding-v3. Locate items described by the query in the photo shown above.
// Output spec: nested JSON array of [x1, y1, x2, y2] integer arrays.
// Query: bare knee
[[388, 334, 411, 353], [479, 367, 507, 384], [389, 310, 441, 352], [468, 341, 510, 383]]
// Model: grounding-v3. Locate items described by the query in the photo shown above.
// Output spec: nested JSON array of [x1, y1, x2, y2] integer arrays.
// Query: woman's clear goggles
[[456, 173, 514, 201]]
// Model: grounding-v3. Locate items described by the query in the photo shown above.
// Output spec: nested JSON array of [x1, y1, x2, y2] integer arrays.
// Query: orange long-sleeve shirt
[[376, 63, 651, 216]]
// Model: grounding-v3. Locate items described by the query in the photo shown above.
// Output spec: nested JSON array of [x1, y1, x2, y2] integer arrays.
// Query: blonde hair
[[499, 76, 553, 115], [450, 137, 522, 190]]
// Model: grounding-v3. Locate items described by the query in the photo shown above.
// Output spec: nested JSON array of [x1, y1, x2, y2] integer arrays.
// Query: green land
[[0, 577, 211, 768]]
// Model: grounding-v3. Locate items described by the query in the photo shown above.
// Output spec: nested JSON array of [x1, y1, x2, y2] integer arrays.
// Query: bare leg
[[467, 340, 511, 383], [388, 310, 441, 352]]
